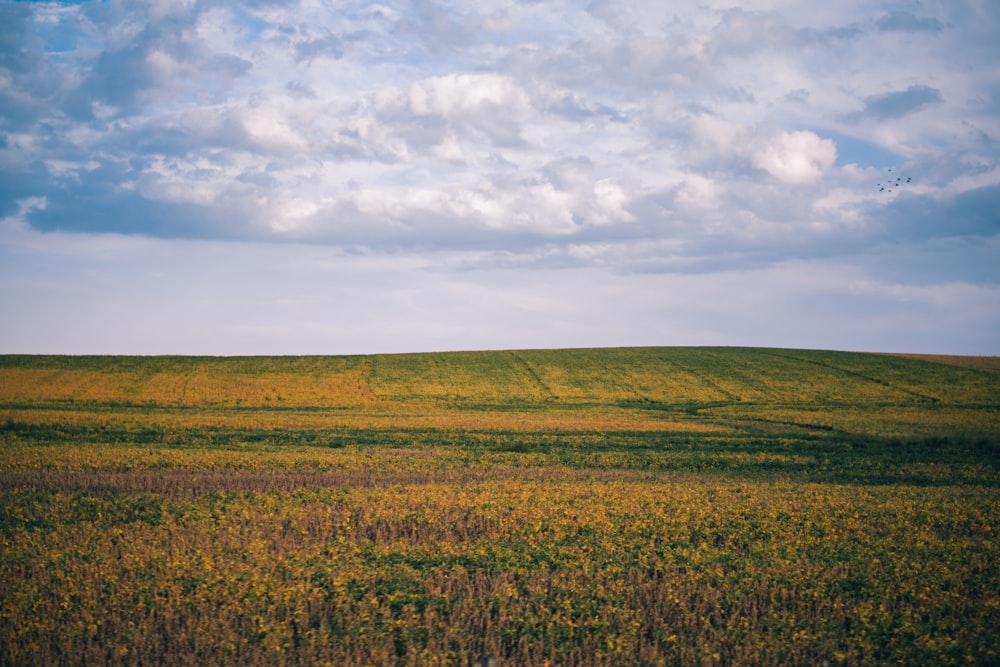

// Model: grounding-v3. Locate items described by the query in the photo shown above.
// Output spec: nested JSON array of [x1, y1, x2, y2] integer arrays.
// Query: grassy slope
[[2, 346, 995, 406], [1, 347, 997, 434]]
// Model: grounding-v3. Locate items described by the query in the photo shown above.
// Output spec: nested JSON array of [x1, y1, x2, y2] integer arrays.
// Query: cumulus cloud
[[4, 2, 993, 251], [373, 72, 530, 149], [239, 106, 308, 152], [61, 4, 251, 120], [753, 131, 837, 185]]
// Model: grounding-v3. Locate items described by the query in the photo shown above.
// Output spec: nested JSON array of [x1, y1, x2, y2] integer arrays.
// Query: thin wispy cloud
[[1, 0, 997, 354]]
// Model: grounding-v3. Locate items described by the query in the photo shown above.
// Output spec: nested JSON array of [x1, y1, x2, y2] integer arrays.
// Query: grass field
[[1, 347, 998, 665]]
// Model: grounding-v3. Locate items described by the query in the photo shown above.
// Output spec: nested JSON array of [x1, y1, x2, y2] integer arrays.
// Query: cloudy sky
[[1, 0, 998, 355]]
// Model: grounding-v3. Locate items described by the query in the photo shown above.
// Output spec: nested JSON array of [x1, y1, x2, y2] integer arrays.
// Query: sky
[[1, 0, 998, 356]]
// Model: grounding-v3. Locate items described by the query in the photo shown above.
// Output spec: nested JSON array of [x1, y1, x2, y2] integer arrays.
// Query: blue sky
[[1, 0, 998, 355]]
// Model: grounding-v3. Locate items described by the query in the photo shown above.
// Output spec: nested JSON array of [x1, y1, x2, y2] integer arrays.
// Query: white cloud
[[403, 73, 526, 117], [689, 113, 742, 157], [591, 179, 634, 225], [676, 175, 722, 211], [371, 73, 531, 152], [137, 154, 254, 206], [44, 159, 101, 181], [0, 197, 48, 234], [752, 131, 837, 184], [432, 132, 465, 162], [240, 106, 308, 153]]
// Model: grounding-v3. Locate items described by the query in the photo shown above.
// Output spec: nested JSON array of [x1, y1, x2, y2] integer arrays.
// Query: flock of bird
[[877, 168, 911, 193]]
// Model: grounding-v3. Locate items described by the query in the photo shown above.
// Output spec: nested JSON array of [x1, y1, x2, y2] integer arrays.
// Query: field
[[1, 347, 998, 666]]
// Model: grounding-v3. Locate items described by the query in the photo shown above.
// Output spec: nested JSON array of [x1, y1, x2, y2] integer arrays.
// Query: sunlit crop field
[[1, 348, 998, 665]]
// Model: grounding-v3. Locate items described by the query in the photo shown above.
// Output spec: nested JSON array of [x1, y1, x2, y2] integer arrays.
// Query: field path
[[757, 349, 941, 403], [507, 351, 558, 400]]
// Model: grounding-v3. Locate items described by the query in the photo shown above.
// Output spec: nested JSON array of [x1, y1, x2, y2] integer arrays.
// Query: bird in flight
[[877, 168, 912, 193]]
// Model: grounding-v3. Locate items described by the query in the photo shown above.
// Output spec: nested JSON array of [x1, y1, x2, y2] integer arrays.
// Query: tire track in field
[[757, 349, 940, 403], [179, 368, 193, 405], [507, 351, 558, 400], [663, 354, 741, 404], [350, 356, 379, 406], [362, 355, 386, 401]]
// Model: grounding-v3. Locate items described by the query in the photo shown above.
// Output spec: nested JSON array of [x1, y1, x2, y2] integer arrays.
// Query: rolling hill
[[1, 347, 996, 436]]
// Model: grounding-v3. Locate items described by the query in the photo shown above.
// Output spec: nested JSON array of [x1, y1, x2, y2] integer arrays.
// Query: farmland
[[1, 347, 999, 665]]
